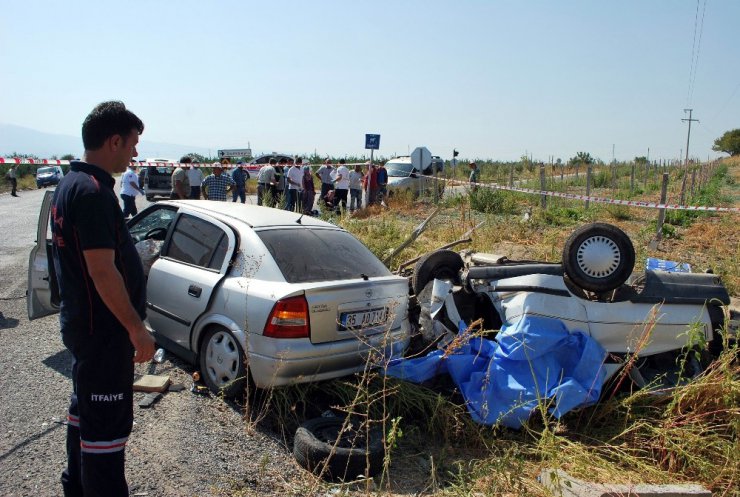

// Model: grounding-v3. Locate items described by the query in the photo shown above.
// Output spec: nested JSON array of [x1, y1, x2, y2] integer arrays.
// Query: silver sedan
[[28, 196, 410, 395]]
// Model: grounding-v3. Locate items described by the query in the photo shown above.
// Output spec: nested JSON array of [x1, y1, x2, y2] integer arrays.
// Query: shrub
[[469, 188, 517, 214]]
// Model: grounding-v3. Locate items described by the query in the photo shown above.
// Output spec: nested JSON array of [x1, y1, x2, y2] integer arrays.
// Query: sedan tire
[[199, 327, 247, 397], [412, 249, 464, 295], [293, 417, 385, 481]]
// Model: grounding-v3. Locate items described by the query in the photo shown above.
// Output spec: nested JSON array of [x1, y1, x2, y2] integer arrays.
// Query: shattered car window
[[257, 228, 391, 283], [128, 206, 177, 243]]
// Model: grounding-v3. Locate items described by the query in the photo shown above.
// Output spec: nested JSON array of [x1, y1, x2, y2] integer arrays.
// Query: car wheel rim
[[576, 235, 620, 278], [204, 331, 240, 387]]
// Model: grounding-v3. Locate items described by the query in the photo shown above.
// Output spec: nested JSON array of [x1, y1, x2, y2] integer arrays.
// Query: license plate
[[340, 307, 388, 330]]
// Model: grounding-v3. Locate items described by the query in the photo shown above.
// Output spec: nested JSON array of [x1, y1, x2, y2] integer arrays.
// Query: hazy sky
[[1, 0, 738, 162]]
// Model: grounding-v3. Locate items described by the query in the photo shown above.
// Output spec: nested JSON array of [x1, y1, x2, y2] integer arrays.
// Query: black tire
[[562, 223, 635, 293], [293, 417, 385, 481], [199, 328, 247, 397], [412, 250, 464, 295]]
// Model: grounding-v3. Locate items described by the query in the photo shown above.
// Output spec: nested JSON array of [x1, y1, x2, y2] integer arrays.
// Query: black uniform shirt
[[51, 161, 146, 336]]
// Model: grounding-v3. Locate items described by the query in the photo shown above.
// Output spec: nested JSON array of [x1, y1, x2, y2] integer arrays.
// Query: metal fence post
[[585, 164, 592, 209], [539, 163, 547, 209], [630, 163, 635, 194], [656, 172, 669, 241]]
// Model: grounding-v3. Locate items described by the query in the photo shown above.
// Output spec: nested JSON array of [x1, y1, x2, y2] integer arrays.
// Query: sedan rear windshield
[[257, 228, 391, 283]]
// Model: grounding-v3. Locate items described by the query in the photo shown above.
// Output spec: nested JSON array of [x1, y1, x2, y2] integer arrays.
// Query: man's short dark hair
[[269, 158, 277, 165], [82, 101, 144, 151], [279, 157, 288, 164], [296, 157, 303, 164], [339, 159, 346, 165], [180, 155, 193, 163]]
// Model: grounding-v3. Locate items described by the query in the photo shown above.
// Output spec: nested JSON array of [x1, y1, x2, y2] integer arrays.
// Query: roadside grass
[[246, 328, 738, 496], [340, 158, 739, 294]]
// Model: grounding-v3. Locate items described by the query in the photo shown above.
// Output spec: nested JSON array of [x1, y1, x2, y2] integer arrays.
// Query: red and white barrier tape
[[0, 158, 368, 171], [439, 177, 740, 213], [0, 158, 246, 169], [4, 157, 736, 213]]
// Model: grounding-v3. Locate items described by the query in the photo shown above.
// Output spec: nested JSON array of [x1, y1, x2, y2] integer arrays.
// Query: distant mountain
[[0, 123, 210, 160]]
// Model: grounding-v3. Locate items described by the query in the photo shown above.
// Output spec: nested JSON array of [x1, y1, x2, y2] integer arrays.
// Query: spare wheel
[[562, 223, 635, 293]]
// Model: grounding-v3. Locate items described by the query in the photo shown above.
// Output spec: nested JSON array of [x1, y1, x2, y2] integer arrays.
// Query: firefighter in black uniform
[[51, 101, 155, 497]]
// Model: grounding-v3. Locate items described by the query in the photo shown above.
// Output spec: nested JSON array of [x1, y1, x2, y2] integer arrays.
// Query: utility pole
[[682, 109, 699, 167], [680, 109, 699, 204]]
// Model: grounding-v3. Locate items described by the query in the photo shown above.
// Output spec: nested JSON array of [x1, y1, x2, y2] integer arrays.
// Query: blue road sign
[[365, 134, 380, 150]]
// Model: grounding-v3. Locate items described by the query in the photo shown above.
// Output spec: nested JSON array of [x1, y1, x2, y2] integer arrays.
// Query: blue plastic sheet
[[385, 316, 607, 429]]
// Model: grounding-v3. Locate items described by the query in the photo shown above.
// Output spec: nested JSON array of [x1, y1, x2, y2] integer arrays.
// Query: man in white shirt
[[332, 159, 350, 213], [183, 156, 203, 199], [256, 159, 277, 207], [120, 163, 144, 218], [285, 157, 304, 212]]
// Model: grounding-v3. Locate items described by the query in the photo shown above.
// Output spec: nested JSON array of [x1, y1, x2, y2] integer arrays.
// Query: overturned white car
[[407, 223, 732, 390]]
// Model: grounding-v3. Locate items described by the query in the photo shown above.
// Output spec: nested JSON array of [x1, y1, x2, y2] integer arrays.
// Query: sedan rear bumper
[[247, 327, 409, 388]]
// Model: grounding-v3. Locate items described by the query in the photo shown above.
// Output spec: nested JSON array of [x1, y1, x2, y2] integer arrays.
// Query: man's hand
[[130, 324, 156, 363]]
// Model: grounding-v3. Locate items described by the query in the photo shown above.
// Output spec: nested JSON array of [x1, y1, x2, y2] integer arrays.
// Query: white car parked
[[28, 194, 410, 395]]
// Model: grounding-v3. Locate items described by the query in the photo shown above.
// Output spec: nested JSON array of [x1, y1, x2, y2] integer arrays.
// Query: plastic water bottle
[[153, 348, 165, 364]]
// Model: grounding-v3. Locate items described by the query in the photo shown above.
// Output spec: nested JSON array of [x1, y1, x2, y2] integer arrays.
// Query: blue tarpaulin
[[384, 315, 607, 428]]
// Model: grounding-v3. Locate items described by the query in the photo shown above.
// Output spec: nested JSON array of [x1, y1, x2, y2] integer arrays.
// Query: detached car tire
[[199, 328, 247, 397], [562, 223, 635, 293], [412, 250, 464, 295], [293, 417, 385, 481]]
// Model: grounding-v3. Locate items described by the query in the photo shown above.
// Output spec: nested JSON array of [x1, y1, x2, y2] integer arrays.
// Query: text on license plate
[[340, 307, 388, 330]]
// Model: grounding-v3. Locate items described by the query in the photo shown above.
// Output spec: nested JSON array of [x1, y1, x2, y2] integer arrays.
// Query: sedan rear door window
[[164, 214, 229, 270], [257, 228, 391, 283]]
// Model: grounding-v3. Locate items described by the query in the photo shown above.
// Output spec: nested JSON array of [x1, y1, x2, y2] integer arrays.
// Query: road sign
[[365, 134, 380, 150], [218, 148, 252, 158], [410, 146, 432, 172]]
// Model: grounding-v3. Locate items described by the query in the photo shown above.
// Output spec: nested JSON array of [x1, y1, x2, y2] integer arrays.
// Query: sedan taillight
[[264, 296, 310, 339]]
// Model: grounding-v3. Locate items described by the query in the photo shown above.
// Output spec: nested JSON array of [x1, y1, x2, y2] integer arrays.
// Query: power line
[[709, 80, 740, 122], [686, 0, 708, 107]]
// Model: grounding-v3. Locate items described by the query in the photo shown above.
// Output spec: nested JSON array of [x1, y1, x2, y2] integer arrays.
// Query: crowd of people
[[143, 155, 391, 216], [254, 157, 390, 215]]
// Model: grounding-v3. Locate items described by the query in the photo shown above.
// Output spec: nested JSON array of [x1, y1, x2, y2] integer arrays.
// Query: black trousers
[[334, 188, 348, 211], [61, 328, 134, 497], [120, 194, 137, 218]]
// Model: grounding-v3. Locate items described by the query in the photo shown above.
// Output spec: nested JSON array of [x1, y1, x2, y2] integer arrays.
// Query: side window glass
[[209, 233, 228, 269], [128, 206, 177, 243], [164, 214, 229, 270]]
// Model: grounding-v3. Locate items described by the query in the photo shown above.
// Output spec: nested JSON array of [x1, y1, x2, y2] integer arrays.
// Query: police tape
[[438, 177, 740, 213], [0, 158, 368, 170], [0, 158, 244, 169], [4, 157, 738, 213]]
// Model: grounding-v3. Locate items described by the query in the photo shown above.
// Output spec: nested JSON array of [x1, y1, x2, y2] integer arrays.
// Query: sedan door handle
[[187, 285, 202, 298]]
